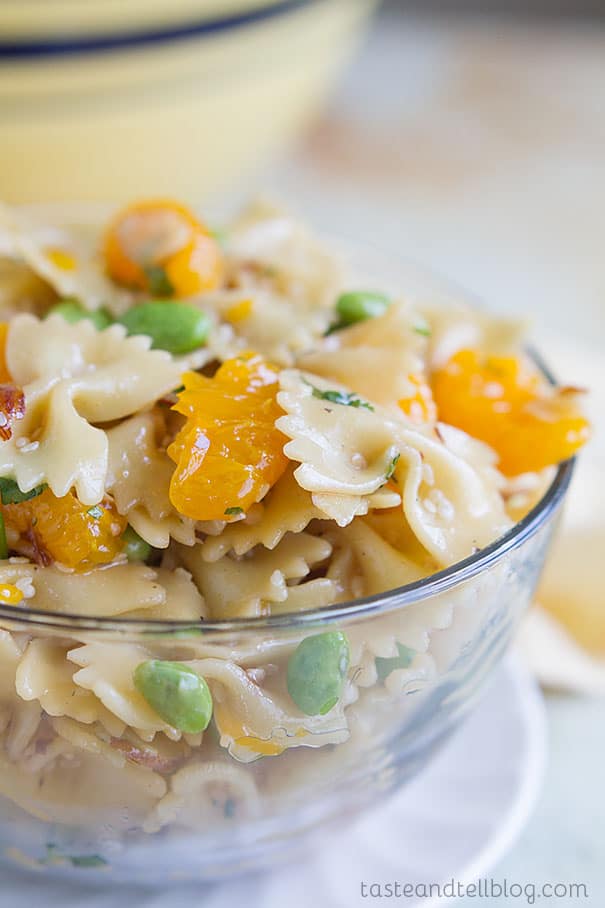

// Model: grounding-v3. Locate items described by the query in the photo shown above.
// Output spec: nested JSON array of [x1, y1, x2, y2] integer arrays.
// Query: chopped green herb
[[0, 478, 47, 505], [87, 505, 104, 519], [42, 844, 108, 869], [224, 507, 244, 516], [144, 265, 174, 297], [413, 323, 431, 337], [375, 643, 415, 682], [70, 855, 108, 868], [209, 226, 228, 247], [305, 381, 374, 411], [0, 513, 7, 560], [385, 453, 400, 481]]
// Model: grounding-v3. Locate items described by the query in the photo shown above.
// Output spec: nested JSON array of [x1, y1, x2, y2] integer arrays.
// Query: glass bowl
[[0, 239, 576, 883], [0, 454, 573, 885]]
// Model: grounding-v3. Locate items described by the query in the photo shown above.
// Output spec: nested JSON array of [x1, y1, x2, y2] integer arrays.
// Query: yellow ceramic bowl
[[0, 1, 287, 39], [0, 1, 376, 204]]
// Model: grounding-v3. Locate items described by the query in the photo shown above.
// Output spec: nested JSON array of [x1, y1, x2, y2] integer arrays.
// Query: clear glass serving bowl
[[0, 455, 572, 884]]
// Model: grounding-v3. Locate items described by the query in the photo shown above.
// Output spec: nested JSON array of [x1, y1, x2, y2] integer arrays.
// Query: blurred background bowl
[[0, 0, 376, 204]]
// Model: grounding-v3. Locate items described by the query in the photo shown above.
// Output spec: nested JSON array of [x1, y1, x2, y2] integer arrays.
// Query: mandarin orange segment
[[168, 354, 288, 520], [2, 489, 127, 570], [431, 349, 590, 476], [398, 373, 437, 423], [104, 199, 222, 297]]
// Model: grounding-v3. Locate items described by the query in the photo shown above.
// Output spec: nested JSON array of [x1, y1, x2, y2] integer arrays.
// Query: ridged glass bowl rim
[[0, 387, 575, 637]]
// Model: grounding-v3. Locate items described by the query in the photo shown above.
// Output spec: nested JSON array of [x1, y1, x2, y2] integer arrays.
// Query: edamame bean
[[121, 526, 152, 563], [335, 291, 391, 326], [286, 631, 350, 716], [47, 299, 113, 330], [118, 301, 210, 355], [134, 660, 213, 733]]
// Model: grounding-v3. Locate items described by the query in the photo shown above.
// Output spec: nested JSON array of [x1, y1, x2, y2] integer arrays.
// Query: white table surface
[[244, 7, 605, 904]]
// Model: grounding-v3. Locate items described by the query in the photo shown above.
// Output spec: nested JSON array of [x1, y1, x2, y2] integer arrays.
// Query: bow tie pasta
[[0, 198, 588, 849]]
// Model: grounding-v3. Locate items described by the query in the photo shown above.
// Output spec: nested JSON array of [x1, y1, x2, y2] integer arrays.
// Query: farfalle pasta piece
[[145, 759, 261, 832], [16, 638, 125, 736], [226, 199, 342, 310], [394, 427, 511, 567], [202, 287, 329, 367], [125, 566, 207, 621], [0, 315, 186, 504], [68, 643, 186, 743], [0, 203, 131, 314], [200, 466, 323, 562], [298, 302, 427, 409], [106, 412, 195, 548], [0, 561, 165, 617], [421, 300, 525, 370], [177, 532, 332, 619], [276, 369, 400, 526], [0, 734, 166, 827], [187, 657, 349, 763], [337, 518, 429, 596], [267, 577, 342, 614]]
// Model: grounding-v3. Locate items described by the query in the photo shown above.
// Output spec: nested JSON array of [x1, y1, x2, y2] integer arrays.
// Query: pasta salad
[[0, 198, 588, 856]]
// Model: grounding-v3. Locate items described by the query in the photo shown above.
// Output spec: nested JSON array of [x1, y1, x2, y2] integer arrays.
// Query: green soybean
[[47, 299, 113, 330], [134, 660, 213, 733], [118, 301, 210, 355], [335, 291, 391, 326], [121, 526, 152, 563], [286, 631, 350, 716]]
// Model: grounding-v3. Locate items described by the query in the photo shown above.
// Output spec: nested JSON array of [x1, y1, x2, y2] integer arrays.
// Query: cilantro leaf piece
[[375, 643, 415, 682], [305, 381, 374, 412], [144, 265, 174, 297], [0, 478, 46, 505], [385, 453, 400, 481]]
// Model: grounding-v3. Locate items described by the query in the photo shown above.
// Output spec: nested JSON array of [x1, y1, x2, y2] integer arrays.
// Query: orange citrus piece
[[104, 199, 222, 297], [432, 349, 590, 476], [2, 489, 126, 570], [168, 354, 288, 520]]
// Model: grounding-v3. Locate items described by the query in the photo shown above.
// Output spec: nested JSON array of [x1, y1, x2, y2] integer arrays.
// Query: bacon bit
[[109, 737, 184, 774], [0, 384, 25, 441], [23, 527, 52, 567]]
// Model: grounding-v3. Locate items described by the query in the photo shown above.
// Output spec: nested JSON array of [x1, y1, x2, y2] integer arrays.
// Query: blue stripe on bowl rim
[[0, 0, 312, 58]]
